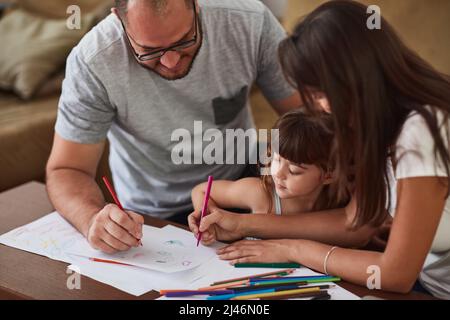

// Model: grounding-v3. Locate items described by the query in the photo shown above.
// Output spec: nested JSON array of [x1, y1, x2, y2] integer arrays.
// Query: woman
[[190, 0, 450, 298]]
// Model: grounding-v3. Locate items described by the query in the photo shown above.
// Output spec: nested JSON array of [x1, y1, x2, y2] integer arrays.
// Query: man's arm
[[269, 92, 302, 115], [255, 5, 302, 116], [46, 133, 143, 253], [46, 133, 106, 237]]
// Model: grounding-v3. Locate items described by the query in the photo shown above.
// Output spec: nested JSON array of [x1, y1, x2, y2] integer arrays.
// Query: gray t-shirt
[[55, 0, 294, 218]]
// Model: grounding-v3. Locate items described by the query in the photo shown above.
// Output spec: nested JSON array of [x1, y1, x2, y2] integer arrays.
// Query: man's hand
[[85, 204, 144, 254], [188, 208, 246, 246]]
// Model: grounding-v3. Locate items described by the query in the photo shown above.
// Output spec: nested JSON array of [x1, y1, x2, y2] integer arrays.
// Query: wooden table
[[0, 182, 435, 300]]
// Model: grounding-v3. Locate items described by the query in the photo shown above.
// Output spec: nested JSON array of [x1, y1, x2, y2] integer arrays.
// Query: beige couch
[[0, 0, 112, 195]]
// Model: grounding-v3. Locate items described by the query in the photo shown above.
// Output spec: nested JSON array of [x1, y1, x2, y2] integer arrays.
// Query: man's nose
[[159, 51, 181, 69]]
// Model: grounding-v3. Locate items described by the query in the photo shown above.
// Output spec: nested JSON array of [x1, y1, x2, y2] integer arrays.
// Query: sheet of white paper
[[68, 254, 221, 296], [66, 223, 217, 273], [68, 255, 152, 296], [0, 212, 84, 263], [0, 211, 165, 296]]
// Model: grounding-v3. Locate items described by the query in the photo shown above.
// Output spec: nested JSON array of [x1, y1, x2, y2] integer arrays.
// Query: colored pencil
[[228, 281, 306, 291], [259, 291, 330, 300], [230, 284, 334, 293], [250, 277, 341, 286], [90, 257, 131, 266], [196, 176, 213, 246], [164, 290, 234, 297], [201, 274, 291, 291], [238, 284, 332, 295], [311, 293, 331, 300], [211, 268, 295, 286], [250, 275, 338, 282], [210, 284, 329, 301], [102, 176, 142, 246], [198, 279, 250, 291], [234, 263, 301, 268], [207, 289, 275, 301], [159, 289, 228, 295], [232, 287, 322, 300]]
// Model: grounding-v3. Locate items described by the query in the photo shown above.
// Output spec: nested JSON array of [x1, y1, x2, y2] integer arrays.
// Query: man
[[46, 0, 300, 254]]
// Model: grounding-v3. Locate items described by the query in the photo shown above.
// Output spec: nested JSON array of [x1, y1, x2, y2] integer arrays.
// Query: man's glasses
[[119, 0, 199, 62]]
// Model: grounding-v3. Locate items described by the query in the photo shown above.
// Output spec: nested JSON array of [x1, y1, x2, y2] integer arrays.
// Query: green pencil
[[234, 263, 302, 268], [253, 277, 341, 286]]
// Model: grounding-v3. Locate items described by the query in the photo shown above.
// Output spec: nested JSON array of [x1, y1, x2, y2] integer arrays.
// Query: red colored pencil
[[90, 258, 131, 266], [196, 176, 214, 246], [102, 176, 143, 246]]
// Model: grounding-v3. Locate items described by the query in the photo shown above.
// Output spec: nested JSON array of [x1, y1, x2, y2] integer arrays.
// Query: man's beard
[[138, 39, 203, 81]]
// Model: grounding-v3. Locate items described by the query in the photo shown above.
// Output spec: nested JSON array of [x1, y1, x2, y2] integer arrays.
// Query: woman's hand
[[188, 208, 247, 245], [217, 239, 297, 265]]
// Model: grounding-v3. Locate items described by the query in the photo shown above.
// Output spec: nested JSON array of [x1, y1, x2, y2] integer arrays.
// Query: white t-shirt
[[389, 107, 450, 299]]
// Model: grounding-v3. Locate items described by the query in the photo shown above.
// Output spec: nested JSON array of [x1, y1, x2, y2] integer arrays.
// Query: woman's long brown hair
[[279, 0, 450, 228]]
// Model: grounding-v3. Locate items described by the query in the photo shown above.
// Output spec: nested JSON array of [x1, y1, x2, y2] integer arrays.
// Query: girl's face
[[270, 153, 329, 199]]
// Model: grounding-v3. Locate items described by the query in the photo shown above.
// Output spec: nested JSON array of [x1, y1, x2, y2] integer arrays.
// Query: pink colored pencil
[[196, 176, 214, 246]]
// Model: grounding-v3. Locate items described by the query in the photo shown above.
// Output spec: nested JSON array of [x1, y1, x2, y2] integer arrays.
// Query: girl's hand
[[217, 239, 296, 265], [188, 208, 246, 246], [187, 199, 219, 233]]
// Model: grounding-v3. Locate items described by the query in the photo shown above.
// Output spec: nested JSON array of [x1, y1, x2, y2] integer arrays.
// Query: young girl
[[192, 0, 450, 298], [189, 110, 356, 244], [190, 110, 346, 217]]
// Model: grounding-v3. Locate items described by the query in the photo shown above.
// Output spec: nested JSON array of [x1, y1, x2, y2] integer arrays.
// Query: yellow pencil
[[232, 287, 321, 300]]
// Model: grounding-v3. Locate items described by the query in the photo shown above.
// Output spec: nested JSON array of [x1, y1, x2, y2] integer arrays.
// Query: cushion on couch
[[0, 8, 95, 99], [14, 0, 111, 19]]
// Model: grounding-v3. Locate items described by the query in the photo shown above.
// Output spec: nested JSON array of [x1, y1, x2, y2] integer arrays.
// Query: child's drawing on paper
[[163, 240, 185, 247], [66, 225, 216, 273], [182, 260, 192, 266], [155, 251, 175, 263], [132, 252, 145, 259], [0, 212, 85, 263]]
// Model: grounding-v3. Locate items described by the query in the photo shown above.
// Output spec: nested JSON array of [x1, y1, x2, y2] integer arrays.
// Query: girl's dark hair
[[279, 0, 450, 228], [261, 110, 349, 213]]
